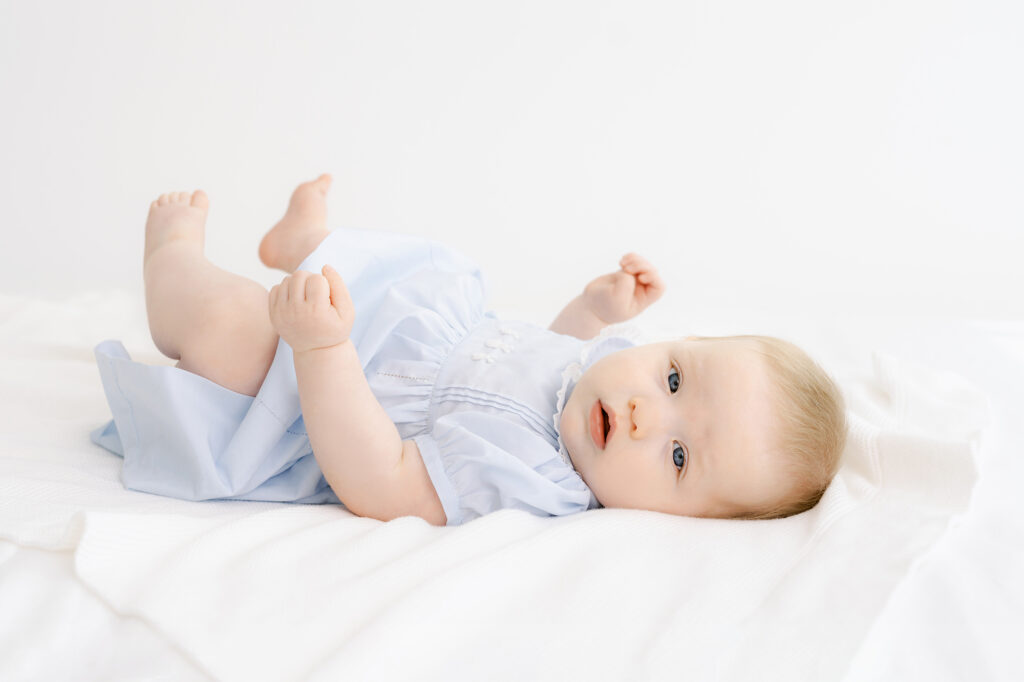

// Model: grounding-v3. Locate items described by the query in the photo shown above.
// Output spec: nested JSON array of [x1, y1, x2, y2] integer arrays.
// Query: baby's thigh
[[177, 296, 278, 397]]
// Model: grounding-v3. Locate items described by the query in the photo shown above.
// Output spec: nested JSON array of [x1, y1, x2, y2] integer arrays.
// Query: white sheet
[[1, 291, 1022, 681]]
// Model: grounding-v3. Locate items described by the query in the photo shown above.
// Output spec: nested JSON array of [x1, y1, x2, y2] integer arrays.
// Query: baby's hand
[[269, 265, 355, 353], [582, 253, 666, 324]]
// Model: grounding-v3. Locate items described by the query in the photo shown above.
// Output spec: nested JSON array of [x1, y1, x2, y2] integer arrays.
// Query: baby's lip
[[589, 400, 605, 449]]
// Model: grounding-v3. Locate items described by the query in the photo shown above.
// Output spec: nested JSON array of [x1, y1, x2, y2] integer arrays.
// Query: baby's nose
[[628, 398, 647, 439]]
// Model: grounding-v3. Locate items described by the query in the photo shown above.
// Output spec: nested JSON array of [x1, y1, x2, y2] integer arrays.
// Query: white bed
[[2, 290, 1021, 681]]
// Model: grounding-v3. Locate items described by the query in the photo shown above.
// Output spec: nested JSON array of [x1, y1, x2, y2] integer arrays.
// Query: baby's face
[[560, 338, 790, 518]]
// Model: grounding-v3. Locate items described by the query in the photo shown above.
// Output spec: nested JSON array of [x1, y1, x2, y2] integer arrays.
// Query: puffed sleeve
[[411, 411, 594, 526]]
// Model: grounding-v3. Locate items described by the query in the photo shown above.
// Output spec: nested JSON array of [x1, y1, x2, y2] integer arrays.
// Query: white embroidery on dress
[[485, 339, 514, 352], [375, 371, 433, 383]]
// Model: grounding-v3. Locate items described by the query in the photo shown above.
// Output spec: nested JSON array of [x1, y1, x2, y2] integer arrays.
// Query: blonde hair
[[692, 334, 847, 520]]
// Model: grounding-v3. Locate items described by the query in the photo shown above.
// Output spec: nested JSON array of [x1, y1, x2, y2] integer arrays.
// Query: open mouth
[[589, 400, 614, 449]]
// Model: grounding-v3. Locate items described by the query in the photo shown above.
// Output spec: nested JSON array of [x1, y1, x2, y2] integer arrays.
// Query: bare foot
[[144, 190, 210, 265], [259, 174, 333, 272]]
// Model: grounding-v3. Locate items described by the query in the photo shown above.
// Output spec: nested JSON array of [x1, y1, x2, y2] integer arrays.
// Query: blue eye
[[668, 367, 681, 393], [672, 442, 687, 471]]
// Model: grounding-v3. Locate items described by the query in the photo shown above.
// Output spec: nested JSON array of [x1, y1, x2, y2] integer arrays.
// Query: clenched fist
[[269, 265, 355, 353], [582, 253, 666, 324]]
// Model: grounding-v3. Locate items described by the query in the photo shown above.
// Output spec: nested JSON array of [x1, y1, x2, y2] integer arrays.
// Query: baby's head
[[560, 335, 847, 520]]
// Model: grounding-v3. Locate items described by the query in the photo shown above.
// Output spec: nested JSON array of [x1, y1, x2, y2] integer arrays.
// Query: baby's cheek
[[589, 466, 644, 509], [562, 420, 583, 463]]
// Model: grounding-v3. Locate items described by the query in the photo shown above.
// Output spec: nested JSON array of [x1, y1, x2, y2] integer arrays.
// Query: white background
[[2, 0, 1021, 328]]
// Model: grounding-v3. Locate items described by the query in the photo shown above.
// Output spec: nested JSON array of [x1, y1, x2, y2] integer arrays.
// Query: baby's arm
[[269, 266, 446, 525], [549, 253, 665, 339], [549, 296, 608, 340]]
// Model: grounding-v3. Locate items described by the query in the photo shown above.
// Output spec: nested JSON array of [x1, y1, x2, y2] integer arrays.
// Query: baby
[[91, 175, 847, 526]]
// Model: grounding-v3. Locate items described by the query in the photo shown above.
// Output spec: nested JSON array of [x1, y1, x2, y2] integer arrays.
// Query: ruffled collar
[[552, 322, 647, 505]]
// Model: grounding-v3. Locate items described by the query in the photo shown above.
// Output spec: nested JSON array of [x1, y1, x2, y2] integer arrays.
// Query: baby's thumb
[[321, 265, 352, 311]]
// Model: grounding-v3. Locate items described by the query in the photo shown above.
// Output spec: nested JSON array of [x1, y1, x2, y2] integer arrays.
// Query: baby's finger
[[322, 265, 354, 313], [268, 284, 282, 327], [619, 253, 649, 274], [640, 269, 667, 301], [305, 273, 330, 305], [288, 271, 310, 302]]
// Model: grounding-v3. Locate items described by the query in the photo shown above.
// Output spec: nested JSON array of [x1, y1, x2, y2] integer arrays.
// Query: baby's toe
[[190, 189, 209, 210], [313, 173, 332, 194]]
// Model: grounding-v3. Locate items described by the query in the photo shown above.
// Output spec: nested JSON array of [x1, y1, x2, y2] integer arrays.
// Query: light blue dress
[[91, 228, 635, 525]]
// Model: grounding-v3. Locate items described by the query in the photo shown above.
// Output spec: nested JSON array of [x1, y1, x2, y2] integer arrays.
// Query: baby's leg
[[144, 175, 334, 396], [144, 191, 278, 396]]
